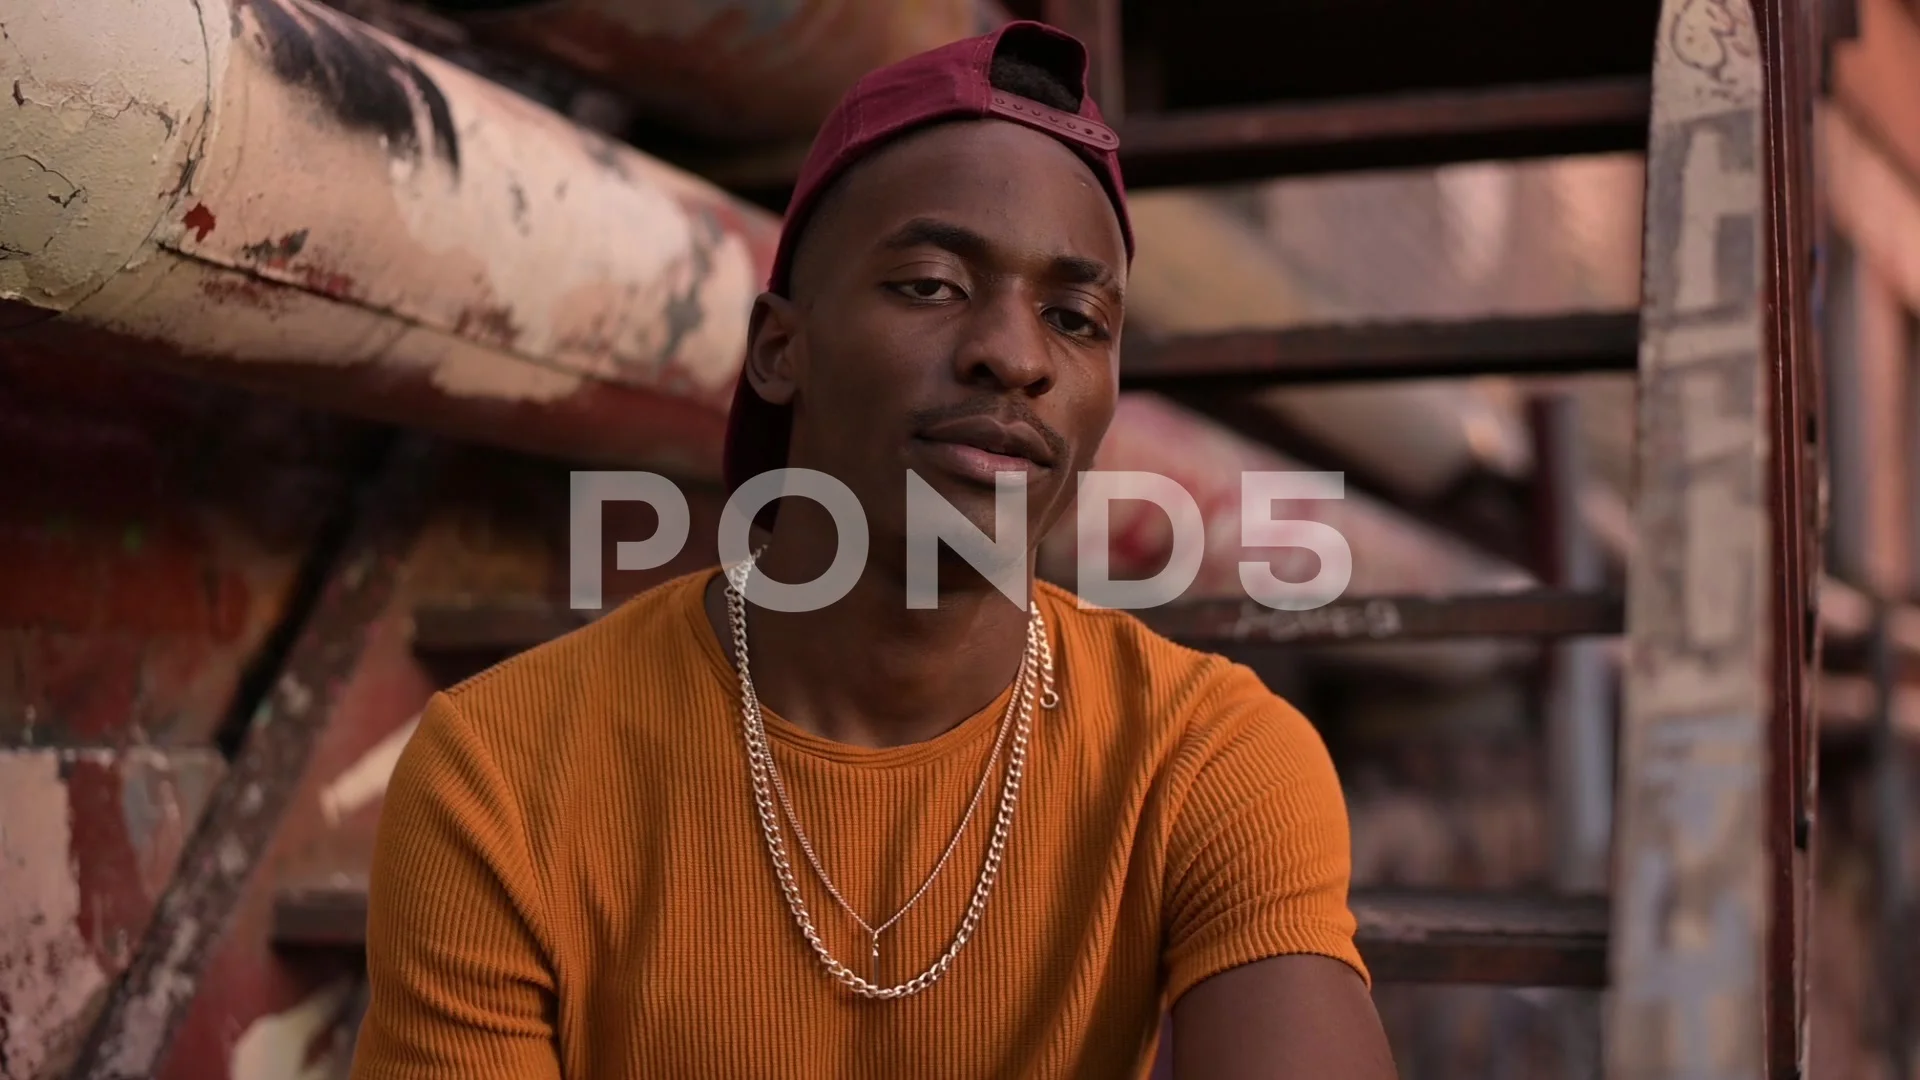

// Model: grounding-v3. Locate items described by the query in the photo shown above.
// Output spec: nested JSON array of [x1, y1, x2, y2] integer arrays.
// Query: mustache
[[908, 397, 1071, 465]]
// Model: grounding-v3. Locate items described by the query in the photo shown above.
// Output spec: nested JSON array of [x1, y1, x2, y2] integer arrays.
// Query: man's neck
[[701, 516, 1036, 750]]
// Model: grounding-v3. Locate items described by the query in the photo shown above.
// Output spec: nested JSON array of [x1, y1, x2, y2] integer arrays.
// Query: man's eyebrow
[[880, 216, 1120, 293], [880, 218, 993, 261], [1051, 254, 1117, 291]]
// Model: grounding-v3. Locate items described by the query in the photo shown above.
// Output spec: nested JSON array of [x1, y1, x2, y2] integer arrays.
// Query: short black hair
[[989, 39, 1083, 113]]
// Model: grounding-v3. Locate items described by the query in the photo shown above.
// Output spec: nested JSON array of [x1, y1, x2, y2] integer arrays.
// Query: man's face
[[747, 118, 1128, 563]]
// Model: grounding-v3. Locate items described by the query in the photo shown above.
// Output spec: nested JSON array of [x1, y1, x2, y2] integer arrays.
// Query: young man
[[352, 20, 1396, 1080]]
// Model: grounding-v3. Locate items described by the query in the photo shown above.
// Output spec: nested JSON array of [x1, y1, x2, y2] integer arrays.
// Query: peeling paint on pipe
[[1, 0, 781, 480], [429, 0, 997, 144]]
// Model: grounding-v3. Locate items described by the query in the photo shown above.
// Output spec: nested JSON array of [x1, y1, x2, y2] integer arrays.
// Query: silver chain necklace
[[723, 549, 1057, 999]]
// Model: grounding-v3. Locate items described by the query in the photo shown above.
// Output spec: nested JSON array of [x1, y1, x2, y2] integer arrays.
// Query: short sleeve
[[1160, 663, 1369, 1004], [351, 692, 564, 1080]]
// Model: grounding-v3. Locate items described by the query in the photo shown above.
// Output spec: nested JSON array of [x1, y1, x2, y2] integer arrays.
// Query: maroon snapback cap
[[721, 19, 1133, 498]]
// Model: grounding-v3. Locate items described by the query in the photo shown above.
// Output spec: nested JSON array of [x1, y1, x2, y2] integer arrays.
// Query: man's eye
[[895, 279, 959, 301], [1049, 308, 1104, 338]]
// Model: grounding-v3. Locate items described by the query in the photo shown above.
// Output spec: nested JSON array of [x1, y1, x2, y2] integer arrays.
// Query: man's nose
[[950, 286, 1055, 394]]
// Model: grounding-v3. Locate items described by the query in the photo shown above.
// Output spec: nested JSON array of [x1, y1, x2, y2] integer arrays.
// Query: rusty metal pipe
[[414, 0, 1004, 145], [2, 0, 782, 481]]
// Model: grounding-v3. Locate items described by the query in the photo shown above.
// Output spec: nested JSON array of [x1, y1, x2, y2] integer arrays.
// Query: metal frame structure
[[259, 4, 1825, 1076], [64, 434, 440, 1080], [32, 0, 1846, 1075], [270, 4, 1827, 1075], [1038, 1, 1821, 1076]]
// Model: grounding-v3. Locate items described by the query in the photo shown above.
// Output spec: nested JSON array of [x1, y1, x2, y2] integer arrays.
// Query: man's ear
[[744, 292, 801, 407]]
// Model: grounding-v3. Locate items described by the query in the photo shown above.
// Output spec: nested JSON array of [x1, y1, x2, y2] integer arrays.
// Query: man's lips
[[914, 440, 1041, 486], [913, 415, 1058, 468]]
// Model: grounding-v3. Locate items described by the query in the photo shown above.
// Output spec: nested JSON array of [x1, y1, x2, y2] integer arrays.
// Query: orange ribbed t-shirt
[[351, 567, 1365, 1080]]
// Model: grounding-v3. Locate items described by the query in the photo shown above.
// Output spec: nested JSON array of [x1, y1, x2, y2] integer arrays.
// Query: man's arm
[[1159, 663, 1396, 1079], [351, 692, 563, 1080], [1172, 955, 1396, 1078]]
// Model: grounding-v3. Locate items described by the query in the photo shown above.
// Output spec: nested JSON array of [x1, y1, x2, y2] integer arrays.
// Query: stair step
[[1144, 590, 1621, 647], [1117, 77, 1651, 189], [411, 590, 1624, 671], [1122, 312, 1640, 390], [692, 78, 1652, 202], [1351, 890, 1609, 987], [272, 883, 1607, 988], [274, 880, 370, 950]]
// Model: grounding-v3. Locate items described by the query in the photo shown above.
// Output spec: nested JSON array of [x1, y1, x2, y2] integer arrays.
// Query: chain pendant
[[728, 548, 1049, 1000]]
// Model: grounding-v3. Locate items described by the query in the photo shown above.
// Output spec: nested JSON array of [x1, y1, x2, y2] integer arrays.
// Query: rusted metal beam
[[406, 591, 1619, 679], [1756, 0, 1823, 1072], [1121, 312, 1641, 391], [271, 882, 1610, 987], [1350, 891, 1610, 988], [1111, 76, 1651, 189], [1141, 591, 1621, 648], [1161, 389, 1535, 568], [64, 434, 437, 1080]]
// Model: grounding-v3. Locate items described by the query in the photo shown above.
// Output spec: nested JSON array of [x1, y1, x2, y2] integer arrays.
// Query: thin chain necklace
[[723, 549, 1057, 999]]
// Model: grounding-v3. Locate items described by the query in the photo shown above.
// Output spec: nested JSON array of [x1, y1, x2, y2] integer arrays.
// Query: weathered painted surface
[[154, 604, 430, 1080], [433, 0, 992, 144], [0, 749, 225, 1080], [1605, 0, 1771, 1076], [0, 2, 210, 315], [132, 448, 715, 1080], [0, 345, 370, 747], [2, 0, 781, 482], [66, 438, 435, 1080], [0, 343, 373, 1078]]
